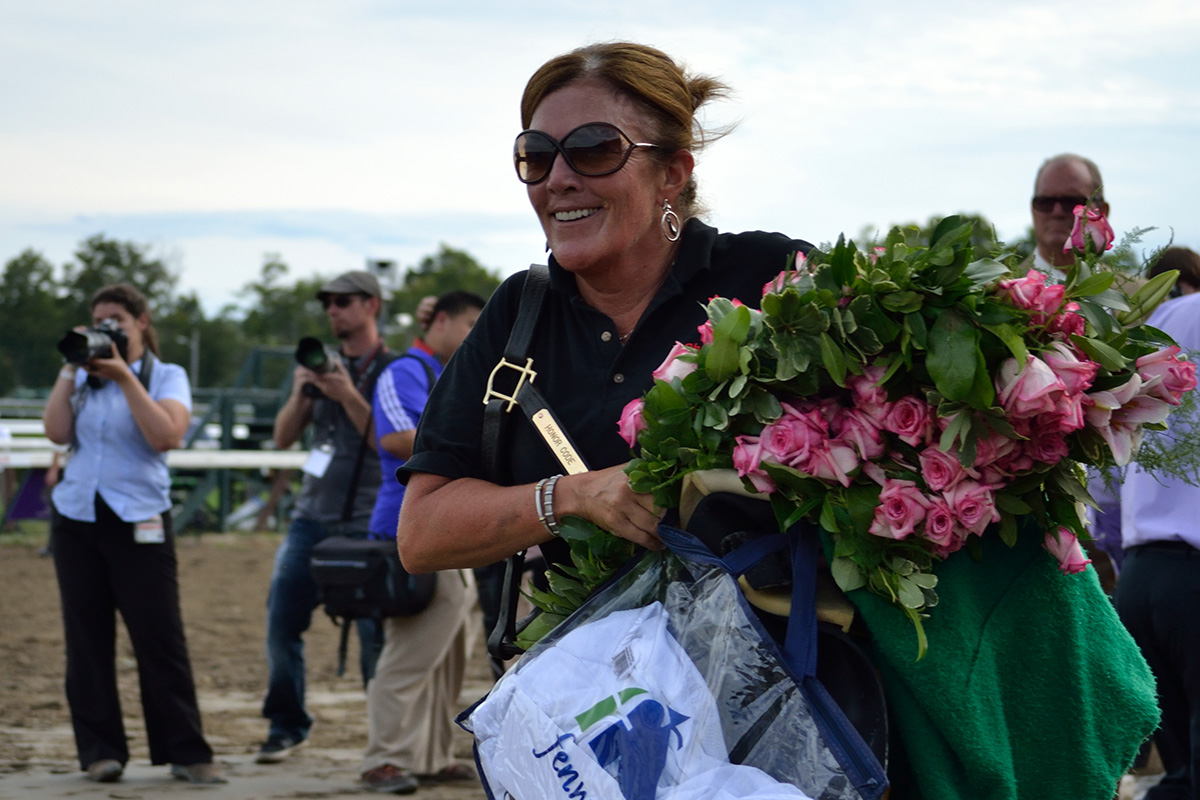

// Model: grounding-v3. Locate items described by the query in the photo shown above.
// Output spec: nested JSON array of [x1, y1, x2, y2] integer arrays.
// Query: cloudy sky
[[2, 0, 1197, 314]]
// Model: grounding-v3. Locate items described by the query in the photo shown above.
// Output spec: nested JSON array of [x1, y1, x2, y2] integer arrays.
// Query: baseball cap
[[316, 270, 383, 301]]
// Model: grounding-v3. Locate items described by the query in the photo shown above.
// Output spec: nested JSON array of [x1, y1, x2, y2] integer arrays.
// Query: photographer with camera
[[41, 283, 223, 785], [257, 270, 396, 765]]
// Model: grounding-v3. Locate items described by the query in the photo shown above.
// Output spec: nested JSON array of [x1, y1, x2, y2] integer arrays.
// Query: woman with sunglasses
[[397, 41, 807, 577]]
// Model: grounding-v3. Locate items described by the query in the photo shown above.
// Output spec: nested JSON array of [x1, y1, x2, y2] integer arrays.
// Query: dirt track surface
[[0, 533, 491, 799]]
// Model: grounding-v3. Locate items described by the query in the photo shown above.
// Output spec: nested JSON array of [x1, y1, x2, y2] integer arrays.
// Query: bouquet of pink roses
[[614, 211, 1195, 655], [518, 210, 1196, 655]]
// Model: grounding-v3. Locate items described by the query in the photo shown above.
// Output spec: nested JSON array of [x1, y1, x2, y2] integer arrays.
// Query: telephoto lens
[[295, 337, 337, 397], [56, 320, 129, 365]]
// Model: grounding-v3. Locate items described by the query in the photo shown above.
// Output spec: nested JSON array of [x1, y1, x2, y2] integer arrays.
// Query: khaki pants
[[361, 568, 477, 775]]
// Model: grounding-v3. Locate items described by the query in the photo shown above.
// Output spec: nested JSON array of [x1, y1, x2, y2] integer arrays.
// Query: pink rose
[[922, 496, 963, 555], [761, 403, 828, 468], [832, 407, 886, 460], [996, 355, 1067, 419], [762, 265, 807, 297], [1047, 303, 1085, 339], [941, 479, 1000, 537], [1044, 527, 1092, 575], [1043, 342, 1098, 396], [882, 396, 933, 447], [1065, 205, 1115, 256], [919, 446, 967, 492], [617, 397, 646, 448], [652, 341, 697, 383], [1137, 345, 1198, 405], [797, 440, 861, 488], [1024, 423, 1069, 466], [848, 365, 890, 423], [697, 319, 714, 345], [869, 479, 931, 540], [733, 435, 776, 494], [996, 269, 1050, 310]]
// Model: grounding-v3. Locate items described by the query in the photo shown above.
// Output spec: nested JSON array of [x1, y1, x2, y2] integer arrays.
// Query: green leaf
[[1072, 271, 1115, 297], [831, 556, 867, 592], [1071, 335, 1128, 372], [897, 576, 925, 609], [963, 258, 1010, 288], [998, 513, 1018, 547], [927, 309, 980, 401], [819, 332, 847, 387]]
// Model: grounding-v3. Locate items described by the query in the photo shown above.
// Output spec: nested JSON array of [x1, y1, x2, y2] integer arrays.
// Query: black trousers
[[51, 496, 212, 768], [1116, 542, 1200, 800]]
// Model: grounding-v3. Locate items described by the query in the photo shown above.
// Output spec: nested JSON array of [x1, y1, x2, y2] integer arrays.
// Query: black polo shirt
[[399, 219, 810, 564]]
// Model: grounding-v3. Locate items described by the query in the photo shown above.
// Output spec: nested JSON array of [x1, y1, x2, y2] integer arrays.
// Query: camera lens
[[295, 337, 330, 372]]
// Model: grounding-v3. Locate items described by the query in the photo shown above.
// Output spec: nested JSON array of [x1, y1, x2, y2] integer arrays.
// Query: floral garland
[[523, 210, 1196, 657]]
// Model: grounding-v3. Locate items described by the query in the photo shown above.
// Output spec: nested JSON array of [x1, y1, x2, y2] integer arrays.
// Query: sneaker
[[361, 764, 419, 794], [85, 759, 123, 783], [171, 762, 227, 784], [255, 734, 305, 764]]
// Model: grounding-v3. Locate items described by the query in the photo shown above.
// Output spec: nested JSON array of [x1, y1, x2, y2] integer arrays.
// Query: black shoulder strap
[[481, 265, 550, 483], [340, 345, 389, 524]]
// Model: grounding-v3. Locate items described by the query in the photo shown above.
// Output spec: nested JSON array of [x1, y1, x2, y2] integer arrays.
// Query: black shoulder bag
[[309, 351, 436, 676]]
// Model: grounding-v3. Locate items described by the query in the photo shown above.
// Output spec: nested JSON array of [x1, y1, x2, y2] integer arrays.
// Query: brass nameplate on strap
[[532, 409, 587, 475]]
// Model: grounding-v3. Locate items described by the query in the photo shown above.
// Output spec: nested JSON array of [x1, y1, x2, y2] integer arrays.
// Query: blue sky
[[2, 0, 1198, 314]]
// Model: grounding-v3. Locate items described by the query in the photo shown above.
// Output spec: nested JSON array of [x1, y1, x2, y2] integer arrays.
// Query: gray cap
[[317, 270, 383, 300]]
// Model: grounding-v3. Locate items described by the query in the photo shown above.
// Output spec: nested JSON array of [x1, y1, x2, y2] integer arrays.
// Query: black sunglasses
[[320, 293, 365, 309], [1031, 194, 1089, 213], [513, 122, 661, 185]]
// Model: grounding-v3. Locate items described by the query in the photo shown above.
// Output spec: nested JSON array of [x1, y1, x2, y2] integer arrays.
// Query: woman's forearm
[[42, 366, 78, 445], [117, 373, 190, 452], [397, 474, 551, 573]]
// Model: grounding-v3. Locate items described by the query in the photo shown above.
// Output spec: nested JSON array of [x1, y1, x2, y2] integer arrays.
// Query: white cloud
[[1, 0, 1198, 313]]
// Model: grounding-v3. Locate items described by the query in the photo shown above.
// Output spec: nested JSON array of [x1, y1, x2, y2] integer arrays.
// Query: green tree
[[0, 249, 67, 393], [60, 234, 179, 322], [390, 244, 501, 345]]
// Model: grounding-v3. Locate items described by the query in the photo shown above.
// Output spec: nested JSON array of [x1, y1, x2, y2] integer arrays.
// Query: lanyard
[[347, 340, 385, 395]]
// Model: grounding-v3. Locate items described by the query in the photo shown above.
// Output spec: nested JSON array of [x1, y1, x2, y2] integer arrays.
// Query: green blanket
[[840, 524, 1159, 800]]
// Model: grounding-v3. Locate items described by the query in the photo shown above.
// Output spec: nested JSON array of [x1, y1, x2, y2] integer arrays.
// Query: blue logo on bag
[[532, 688, 690, 800]]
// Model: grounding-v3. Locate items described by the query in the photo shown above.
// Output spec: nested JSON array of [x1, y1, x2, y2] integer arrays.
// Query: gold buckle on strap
[[482, 357, 537, 412]]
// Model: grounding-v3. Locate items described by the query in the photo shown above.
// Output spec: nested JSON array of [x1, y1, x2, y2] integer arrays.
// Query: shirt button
[[601, 331, 613, 343], [613, 374, 625, 384]]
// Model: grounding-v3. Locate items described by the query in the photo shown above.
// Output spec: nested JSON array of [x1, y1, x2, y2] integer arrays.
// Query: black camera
[[57, 319, 129, 365], [295, 337, 339, 398]]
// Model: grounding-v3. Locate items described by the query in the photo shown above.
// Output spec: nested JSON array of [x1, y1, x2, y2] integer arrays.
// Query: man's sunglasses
[[320, 294, 366, 309], [513, 122, 661, 185], [1031, 195, 1089, 213]]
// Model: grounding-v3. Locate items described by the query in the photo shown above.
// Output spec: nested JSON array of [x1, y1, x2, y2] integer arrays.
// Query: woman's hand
[[80, 343, 132, 384], [556, 466, 665, 551]]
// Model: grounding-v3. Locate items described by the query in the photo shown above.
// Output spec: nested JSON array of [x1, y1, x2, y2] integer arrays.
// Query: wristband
[[58, 366, 78, 382], [537, 474, 564, 538]]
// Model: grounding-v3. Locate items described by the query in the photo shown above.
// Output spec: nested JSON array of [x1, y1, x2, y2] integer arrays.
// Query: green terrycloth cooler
[[839, 522, 1159, 800]]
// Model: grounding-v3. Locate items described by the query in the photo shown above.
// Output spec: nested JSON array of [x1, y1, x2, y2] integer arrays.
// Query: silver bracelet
[[534, 478, 552, 536], [541, 474, 563, 538]]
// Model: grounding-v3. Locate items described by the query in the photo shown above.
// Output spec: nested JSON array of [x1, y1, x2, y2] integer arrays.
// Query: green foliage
[[1, 236, 503, 394]]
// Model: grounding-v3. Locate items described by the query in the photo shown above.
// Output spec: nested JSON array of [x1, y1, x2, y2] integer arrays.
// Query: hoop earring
[[660, 199, 682, 242]]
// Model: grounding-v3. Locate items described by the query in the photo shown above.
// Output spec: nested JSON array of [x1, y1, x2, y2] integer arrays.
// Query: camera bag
[[310, 535, 436, 674]]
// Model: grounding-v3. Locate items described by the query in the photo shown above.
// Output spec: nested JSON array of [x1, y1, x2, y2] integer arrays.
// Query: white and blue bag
[[460, 524, 888, 800]]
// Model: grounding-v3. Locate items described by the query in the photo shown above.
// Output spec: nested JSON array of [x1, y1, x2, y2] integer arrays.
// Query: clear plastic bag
[[461, 525, 887, 800]]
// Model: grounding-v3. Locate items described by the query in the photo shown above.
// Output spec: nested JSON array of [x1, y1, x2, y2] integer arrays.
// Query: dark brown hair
[[90, 283, 160, 357], [520, 42, 730, 219]]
